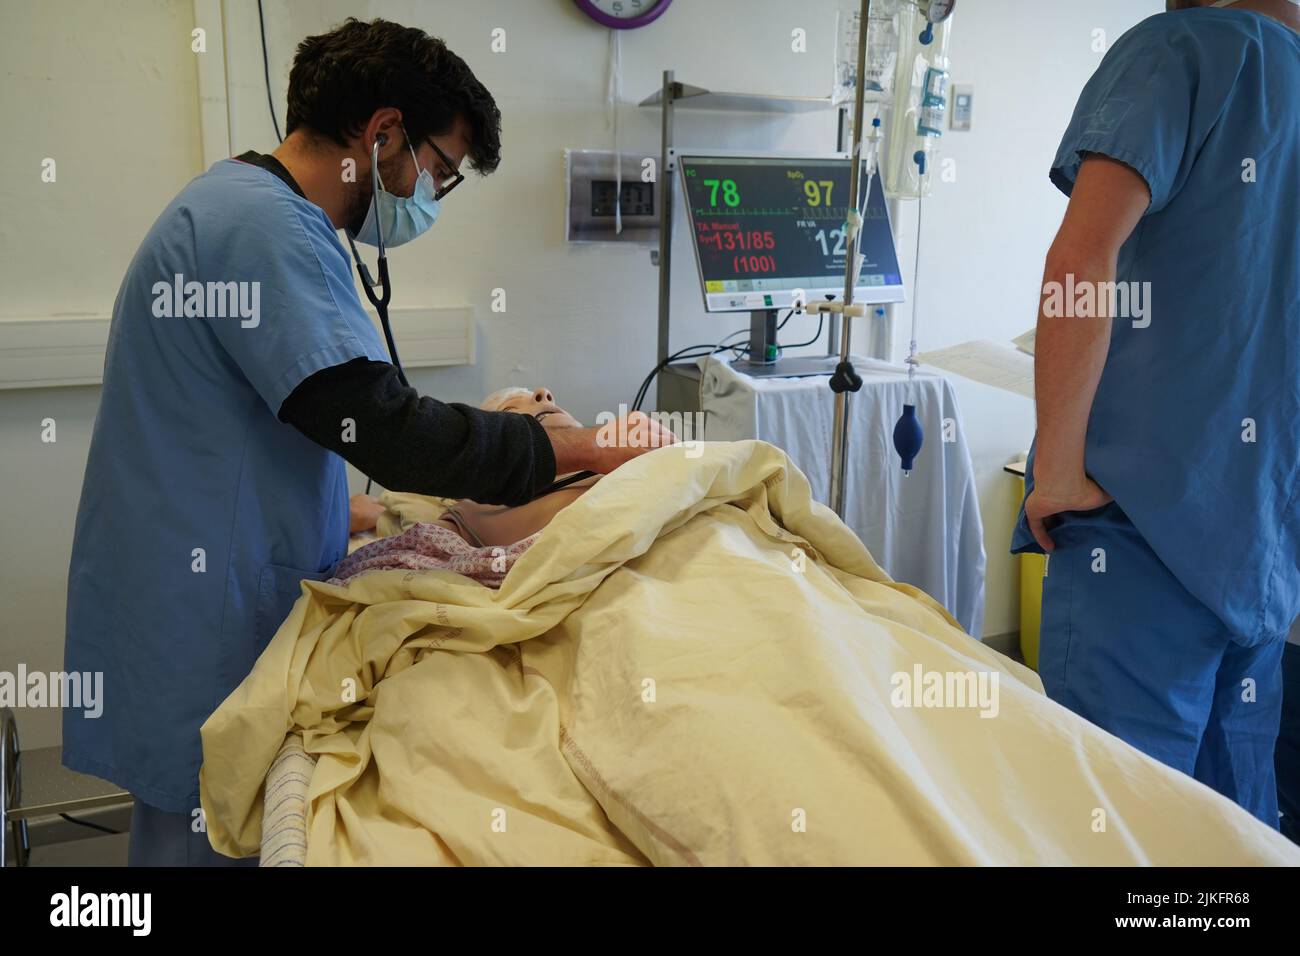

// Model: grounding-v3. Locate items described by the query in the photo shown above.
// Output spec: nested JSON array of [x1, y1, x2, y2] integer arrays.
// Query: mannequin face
[[496, 387, 584, 430]]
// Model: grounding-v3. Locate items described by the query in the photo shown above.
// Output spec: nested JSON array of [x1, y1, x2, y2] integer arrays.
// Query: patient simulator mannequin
[[435, 386, 602, 547], [337, 388, 667, 587]]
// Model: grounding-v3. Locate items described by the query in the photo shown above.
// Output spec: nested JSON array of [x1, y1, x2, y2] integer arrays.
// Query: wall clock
[[573, 0, 673, 30]]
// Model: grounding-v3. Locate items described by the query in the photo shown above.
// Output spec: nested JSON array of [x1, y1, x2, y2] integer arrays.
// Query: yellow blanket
[[200, 441, 1299, 865]]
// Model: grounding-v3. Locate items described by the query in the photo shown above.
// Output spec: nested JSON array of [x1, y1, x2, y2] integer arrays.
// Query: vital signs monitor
[[678, 155, 905, 314]]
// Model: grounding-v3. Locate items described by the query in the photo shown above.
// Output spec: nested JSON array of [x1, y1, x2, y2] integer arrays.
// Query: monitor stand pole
[[748, 309, 778, 365], [731, 309, 841, 379]]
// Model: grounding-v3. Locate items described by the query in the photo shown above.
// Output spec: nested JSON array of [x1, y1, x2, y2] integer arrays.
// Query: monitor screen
[[678, 155, 905, 313]]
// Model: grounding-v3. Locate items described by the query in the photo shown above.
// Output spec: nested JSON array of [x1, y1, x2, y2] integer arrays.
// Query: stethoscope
[[346, 134, 408, 391], [346, 134, 593, 501]]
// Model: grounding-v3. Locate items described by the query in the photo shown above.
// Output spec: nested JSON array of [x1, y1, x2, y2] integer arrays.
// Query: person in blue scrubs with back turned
[[1012, 0, 1300, 827], [62, 18, 668, 865]]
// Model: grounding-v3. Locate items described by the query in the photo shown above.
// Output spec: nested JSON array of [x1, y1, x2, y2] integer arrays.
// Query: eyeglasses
[[425, 138, 465, 200]]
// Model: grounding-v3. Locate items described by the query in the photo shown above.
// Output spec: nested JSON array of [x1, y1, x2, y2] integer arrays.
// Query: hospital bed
[[258, 734, 311, 867], [201, 441, 1300, 867], [0, 709, 298, 867]]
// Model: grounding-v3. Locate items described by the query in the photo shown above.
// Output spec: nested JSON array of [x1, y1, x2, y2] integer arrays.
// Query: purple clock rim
[[573, 0, 672, 30]]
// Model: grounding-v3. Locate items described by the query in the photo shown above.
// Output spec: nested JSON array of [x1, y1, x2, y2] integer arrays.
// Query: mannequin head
[[482, 386, 584, 430]]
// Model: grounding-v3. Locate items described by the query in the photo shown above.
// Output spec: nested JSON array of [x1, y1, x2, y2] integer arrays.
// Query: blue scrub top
[[1013, 9, 1300, 646], [63, 159, 388, 811]]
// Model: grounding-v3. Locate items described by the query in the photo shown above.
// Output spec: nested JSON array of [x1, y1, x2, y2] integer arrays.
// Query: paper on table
[[1012, 328, 1036, 356], [917, 340, 1034, 399]]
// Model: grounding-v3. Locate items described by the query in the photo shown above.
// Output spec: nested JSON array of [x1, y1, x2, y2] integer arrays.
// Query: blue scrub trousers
[[127, 797, 258, 867], [1278, 642, 1300, 844], [1039, 502, 1284, 828]]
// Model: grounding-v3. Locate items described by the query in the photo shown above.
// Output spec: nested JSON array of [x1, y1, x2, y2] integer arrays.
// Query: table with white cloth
[[678, 357, 985, 636]]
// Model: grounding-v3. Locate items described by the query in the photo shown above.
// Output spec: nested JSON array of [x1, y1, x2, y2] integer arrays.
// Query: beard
[[343, 181, 371, 237], [344, 149, 417, 237]]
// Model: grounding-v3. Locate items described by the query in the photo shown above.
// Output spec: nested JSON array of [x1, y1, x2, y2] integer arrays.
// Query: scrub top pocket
[[253, 562, 329, 654]]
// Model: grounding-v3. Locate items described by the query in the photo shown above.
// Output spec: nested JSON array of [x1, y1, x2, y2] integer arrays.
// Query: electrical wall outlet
[[951, 84, 974, 131]]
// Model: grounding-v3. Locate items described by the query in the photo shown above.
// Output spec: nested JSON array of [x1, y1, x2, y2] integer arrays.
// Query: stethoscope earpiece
[[376, 132, 389, 146]]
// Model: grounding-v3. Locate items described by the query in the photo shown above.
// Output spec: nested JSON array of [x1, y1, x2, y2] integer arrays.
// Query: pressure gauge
[[924, 0, 956, 22]]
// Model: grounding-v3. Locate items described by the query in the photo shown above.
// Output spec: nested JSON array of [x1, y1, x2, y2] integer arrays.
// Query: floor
[[16, 830, 128, 866]]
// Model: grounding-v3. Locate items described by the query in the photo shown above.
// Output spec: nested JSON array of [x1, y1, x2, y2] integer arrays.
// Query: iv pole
[[827, 0, 873, 518]]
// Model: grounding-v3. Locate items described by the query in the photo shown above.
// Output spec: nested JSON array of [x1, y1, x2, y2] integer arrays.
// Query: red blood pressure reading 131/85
[[695, 223, 778, 274]]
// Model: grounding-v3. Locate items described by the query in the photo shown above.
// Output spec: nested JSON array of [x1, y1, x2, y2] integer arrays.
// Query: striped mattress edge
[[259, 733, 313, 867]]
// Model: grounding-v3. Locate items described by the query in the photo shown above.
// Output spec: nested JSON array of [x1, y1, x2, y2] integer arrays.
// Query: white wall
[[230, 0, 848, 406], [0, 0, 1159, 749]]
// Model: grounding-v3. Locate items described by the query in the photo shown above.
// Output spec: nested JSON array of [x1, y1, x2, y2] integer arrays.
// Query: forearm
[[1032, 155, 1150, 493], [1033, 254, 1113, 492], [279, 359, 556, 506]]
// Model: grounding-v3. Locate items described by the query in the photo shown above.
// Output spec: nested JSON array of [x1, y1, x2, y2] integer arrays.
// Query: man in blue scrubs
[[1012, 0, 1300, 826], [63, 19, 666, 865]]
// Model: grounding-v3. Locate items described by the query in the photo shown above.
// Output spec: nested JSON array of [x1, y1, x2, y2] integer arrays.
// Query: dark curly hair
[[285, 18, 501, 175]]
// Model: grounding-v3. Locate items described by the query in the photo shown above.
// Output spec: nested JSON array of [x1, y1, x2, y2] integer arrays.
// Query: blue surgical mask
[[352, 129, 441, 248]]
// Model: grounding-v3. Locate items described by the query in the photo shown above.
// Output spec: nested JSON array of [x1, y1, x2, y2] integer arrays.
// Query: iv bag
[[833, 0, 902, 107], [882, 1, 953, 200]]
